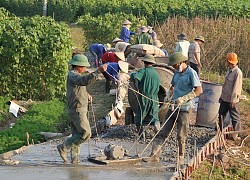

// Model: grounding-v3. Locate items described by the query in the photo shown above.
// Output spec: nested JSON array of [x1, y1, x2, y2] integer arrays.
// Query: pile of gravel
[[97, 124, 216, 163]]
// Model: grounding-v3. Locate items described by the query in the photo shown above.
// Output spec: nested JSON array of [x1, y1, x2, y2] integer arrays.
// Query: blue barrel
[[196, 81, 222, 128]]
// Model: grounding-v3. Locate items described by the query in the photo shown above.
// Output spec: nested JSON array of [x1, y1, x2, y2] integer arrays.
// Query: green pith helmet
[[69, 54, 90, 67], [141, 54, 156, 64], [194, 35, 205, 43], [168, 52, 188, 66]]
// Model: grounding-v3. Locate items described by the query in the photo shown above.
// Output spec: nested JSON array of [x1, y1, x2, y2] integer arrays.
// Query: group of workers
[[57, 19, 243, 168]]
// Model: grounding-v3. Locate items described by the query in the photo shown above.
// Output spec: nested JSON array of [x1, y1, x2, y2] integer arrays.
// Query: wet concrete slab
[[1, 138, 174, 180], [0, 166, 171, 180]]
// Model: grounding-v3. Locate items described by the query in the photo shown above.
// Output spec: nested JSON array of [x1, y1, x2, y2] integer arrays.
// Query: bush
[[77, 13, 147, 47], [0, 8, 72, 101]]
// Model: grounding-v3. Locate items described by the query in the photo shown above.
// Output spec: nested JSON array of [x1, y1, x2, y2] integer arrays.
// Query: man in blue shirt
[[144, 52, 202, 166], [119, 20, 136, 43], [102, 61, 129, 93], [89, 43, 107, 67]]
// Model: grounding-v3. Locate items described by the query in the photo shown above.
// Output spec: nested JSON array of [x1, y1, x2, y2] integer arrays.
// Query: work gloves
[[164, 89, 173, 102], [172, 91, 196, 104]]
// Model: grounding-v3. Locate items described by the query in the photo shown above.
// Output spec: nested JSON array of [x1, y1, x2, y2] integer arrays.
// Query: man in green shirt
[[135, 26, 153, 45], [57, 54, 107, 164], [130, 54, 160, 139]]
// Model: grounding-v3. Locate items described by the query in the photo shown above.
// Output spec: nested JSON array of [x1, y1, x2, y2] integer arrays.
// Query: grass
[[0, 77, 116, 154], [0, 100, 68, 154], [69, 25, 87, 53], [191, 155, 250, 180]]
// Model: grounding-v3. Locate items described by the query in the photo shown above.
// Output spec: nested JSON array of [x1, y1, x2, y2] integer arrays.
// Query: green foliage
[[0, 8, 72, 101], [201, 70, 250, 93], [0, 96, 10, 123], [229, 165, 250, 179], [78, 13, 146, 46], [0, 0, 249, 22], [0, 100, 67, 154]]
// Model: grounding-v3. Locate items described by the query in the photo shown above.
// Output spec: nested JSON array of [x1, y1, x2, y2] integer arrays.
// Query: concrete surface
[[1, 138, 174, 180]]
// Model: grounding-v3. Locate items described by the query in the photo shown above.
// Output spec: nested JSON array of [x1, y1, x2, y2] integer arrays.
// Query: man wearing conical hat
[[148, 26, 158, 42], [119, 19, 136, 43], [153, 40, 169, 57], [89, 43, 108, 67], [101, 51, 125, 64], [101, 53, 128, 93]]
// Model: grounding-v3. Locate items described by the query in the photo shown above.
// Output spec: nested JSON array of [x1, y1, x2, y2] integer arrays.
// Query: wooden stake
[[26, 132, 30, 146]]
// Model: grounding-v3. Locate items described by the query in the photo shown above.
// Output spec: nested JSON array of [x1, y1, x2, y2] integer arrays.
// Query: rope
[[139, 105, 181, 157], [106, 63, 171, 105], [90, 101, 99, 138], [87, 101, 102, 157], [104, 65, 183, 156], [87, 107, 91, 157]]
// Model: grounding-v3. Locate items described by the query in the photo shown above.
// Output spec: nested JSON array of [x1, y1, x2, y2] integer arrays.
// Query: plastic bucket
[[196, 81, 222, 128]]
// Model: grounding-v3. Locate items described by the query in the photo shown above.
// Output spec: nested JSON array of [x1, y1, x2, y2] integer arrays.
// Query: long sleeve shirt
[[89, 44, 106, 59], [135, 32, 153, 45], [119, 26, 135, 43], [102, 62, 120, 82], [220, 66, 243, 103], [66, 69, 100, 113]]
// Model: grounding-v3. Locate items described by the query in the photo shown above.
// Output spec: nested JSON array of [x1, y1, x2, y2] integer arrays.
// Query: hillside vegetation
[[1, 0, 249, 22]]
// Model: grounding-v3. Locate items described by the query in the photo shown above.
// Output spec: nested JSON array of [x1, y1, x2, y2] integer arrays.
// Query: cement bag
[[115, 42, 130, 52], [130, 44, 165, 57]]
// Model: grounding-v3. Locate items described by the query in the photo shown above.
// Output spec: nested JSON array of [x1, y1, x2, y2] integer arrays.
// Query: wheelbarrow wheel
[[125, 107, 134, 125]]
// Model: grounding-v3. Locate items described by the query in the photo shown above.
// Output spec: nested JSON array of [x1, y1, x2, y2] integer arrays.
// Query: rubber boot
[[105, 80, 112, 93], [57, 144, 68, 163], [178, 142, 185, 166], [142, 139, 162, 162], [71, 145, 80, 164], [154, 121, 161, 132]]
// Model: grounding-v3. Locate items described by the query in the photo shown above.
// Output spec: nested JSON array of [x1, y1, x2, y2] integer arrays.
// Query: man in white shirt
[[174, 32, 190, 58]]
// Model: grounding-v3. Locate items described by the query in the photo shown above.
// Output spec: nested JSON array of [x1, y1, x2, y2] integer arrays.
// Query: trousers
[[157, 109, 189, 156], [64, 111, 91, 149]]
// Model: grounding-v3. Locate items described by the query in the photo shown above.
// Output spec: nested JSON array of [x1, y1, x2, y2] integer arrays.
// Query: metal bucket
[[196, 81, 222, 128]]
